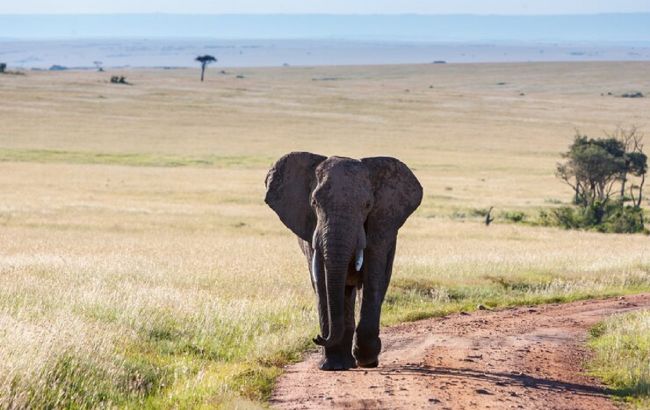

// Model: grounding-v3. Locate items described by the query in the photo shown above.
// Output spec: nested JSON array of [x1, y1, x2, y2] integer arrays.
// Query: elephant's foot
[[353, 336, 382, 368], [319, 352, 357, 371], [357, 358, 379, 368], [354, 351, 379, 368]]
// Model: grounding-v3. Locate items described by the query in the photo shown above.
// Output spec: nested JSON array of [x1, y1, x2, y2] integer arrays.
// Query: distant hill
[[1, 14, 649, 43]]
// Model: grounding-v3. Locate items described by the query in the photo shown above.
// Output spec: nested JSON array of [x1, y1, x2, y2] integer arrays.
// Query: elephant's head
[[265, 152, 422, 348]]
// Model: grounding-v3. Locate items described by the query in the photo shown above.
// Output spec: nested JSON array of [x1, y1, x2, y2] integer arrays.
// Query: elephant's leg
[[353, 240, 396, 368], [320, 285, 357, 370]]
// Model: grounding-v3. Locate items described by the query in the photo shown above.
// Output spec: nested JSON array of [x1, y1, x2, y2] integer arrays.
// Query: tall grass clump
[[589, 310, 650, 407]]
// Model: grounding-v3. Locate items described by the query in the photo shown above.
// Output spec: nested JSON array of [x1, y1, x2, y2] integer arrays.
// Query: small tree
[[607, 126, 646, 206], [555, 128, 647, 231], [195, 55, 217, 82], [93, 61, 104, 72], [557, 133, 630, 208]]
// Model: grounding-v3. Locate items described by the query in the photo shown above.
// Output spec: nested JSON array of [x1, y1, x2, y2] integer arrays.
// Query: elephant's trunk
[[313, 227, 354, 349]]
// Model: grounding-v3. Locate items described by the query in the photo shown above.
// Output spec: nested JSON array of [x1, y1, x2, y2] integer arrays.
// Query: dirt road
[[271, 294, 650, 409]]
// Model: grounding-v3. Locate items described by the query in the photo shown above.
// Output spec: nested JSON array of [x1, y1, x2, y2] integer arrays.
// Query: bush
[[599, 205, 644, 234], [469, 208, 491, 217], [621, 91, 644, 98], [547, 206, 581, 229], [110, 76, 130, 85], [502, 211, 526, 223], [541, 203, 644, 233]]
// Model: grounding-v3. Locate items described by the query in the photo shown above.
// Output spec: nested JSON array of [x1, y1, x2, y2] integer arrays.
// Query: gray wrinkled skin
[[265, 152, 423, 370]]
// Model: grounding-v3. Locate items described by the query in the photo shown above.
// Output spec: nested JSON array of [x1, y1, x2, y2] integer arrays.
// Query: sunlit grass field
[[1, 62, 650, 408]]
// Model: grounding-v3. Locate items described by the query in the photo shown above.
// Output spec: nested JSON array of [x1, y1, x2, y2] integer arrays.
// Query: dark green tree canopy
[[557, 131, 646, 207], [627, 151, 648, 177], [555, 128, 647, 233], [195, 55, 217, 65], [552, 128, 647, 233], [195, 55, 217, 82]]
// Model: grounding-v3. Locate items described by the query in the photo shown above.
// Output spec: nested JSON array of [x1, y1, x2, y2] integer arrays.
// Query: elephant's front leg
[[320, 285, 357, 370], [353, 240, 396, 368]]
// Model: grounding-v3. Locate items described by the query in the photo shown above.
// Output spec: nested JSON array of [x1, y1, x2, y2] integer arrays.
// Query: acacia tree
[[556, 129, 647, 224], [556, 134, 623, 207], [195, 55, 217, 82], [608, 126, 646, 206]]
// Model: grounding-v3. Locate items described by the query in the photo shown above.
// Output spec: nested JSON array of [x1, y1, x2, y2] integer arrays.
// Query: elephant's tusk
[[311, 230, 319, 250], [355, 226, 366, 272], [311, 251, 319, 287]]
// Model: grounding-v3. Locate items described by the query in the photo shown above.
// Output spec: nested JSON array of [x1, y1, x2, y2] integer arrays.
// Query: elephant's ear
[[362, 157, 423, 240], [265, 152, 327, 242]]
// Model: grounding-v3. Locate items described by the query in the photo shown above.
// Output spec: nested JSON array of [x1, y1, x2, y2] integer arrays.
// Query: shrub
[[548, 206, 581, 229], [542, 203, 644, 233], [599, 205, 644, 234], [621, 92, 644, 98], [502, 211, 526, 223], [469, 208, 491, 217], [110, 76, 130, 85]]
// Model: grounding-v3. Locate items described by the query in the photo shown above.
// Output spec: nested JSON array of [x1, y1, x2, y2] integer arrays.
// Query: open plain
[[1, 62, 650, 408]]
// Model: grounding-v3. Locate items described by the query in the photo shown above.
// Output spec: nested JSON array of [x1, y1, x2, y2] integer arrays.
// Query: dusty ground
[[272, 294, 650, 409]]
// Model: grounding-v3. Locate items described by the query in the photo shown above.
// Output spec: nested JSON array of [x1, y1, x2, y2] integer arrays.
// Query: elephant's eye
[[365, 201, 371, 209], [311, 198, 317, 207]]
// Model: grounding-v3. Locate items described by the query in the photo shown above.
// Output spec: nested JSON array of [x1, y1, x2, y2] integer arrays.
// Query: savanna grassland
[[1, 62, 650, 408]]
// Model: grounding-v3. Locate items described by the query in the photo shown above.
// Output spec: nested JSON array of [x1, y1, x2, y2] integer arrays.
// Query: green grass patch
[[0, 148, 271, 169], [589, 309, 650, 408], [8, 350, 169, 410], [116, 306, 316, 408], [382, 275, 650, 326]]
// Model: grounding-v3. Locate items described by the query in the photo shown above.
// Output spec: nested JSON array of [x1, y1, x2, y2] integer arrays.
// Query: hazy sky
[[2, 0, 650, 14]]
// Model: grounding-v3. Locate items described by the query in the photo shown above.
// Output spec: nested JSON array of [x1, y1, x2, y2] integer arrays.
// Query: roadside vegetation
[[589, 310, 650, 408]]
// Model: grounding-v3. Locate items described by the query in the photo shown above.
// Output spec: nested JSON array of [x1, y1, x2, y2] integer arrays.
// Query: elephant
[[264, 152, 423, 371]]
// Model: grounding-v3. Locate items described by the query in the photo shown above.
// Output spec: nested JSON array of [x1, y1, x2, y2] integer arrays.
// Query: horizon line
[[1, 12, 650, 17]]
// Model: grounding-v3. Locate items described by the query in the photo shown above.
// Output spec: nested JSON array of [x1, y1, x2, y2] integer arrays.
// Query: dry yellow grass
[[1, 62, 650, 408]]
